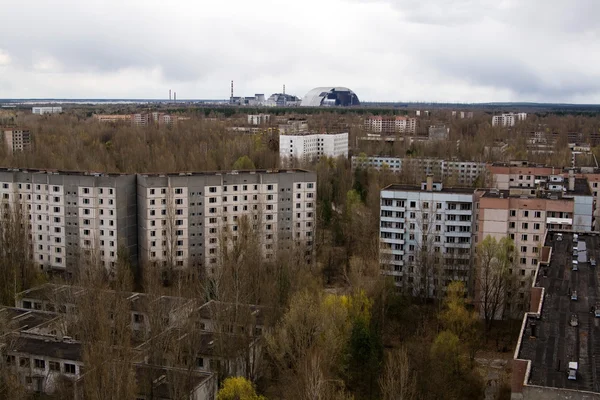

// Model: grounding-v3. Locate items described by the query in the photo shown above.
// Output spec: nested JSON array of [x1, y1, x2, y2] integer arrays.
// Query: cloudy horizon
[[1, 0, 599, 103]]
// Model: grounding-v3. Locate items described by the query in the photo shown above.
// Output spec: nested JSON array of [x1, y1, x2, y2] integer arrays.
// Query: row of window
[[6, 355, 77, 374]]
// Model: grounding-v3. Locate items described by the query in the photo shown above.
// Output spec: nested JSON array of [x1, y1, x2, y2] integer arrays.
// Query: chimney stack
[[568, 169, 575, 191], [174, 92, 176, 102], [426, 175, 433, 192], [169, 89, 171, 101]]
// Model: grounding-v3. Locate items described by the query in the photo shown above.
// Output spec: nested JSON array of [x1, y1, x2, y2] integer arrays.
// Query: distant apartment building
[[452, 111, 474, 119], [491, 112, 527, 127], [0, 169, 137, 273], [379, 178, 476, 297], [132, 113, 150, 126], [32, 107, 62, 115], [364, 116, 417, 134], [278, 120, 309, 135], [279, 132, 348, 165], [352, 156, 487, 186], [94, 114, 132, 123], [94, 113, 180, 126], [247, 114, 271, 125], [2, 128, 32, 153], [136, 170, 316, 274], [428, 125, 449, 140]]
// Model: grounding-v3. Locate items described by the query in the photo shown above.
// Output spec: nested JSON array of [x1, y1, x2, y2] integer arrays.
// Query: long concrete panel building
[[0, 168, 315, 277]]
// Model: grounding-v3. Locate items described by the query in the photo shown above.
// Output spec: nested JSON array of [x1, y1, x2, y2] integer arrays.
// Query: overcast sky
[[1, 0, 599, 103]]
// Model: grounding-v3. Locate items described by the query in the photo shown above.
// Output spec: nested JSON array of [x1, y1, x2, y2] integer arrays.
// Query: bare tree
[[379, 347, 416, 400], [476, 235, 516, 333]]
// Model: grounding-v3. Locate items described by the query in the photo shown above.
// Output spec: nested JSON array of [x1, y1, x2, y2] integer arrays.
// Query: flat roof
[[0, 167, 313, 178], [517, 232, 600, 392], [382, 183, 475, 194], [134, 363, 213, 398], [8, 334, 83, 361], [0, 307, 59, 332]]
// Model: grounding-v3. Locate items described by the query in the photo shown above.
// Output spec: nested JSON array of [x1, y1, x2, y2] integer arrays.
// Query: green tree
[[440, 281, 481, 365], [232, 155, 256, 170], [476, 236, 516, 333]]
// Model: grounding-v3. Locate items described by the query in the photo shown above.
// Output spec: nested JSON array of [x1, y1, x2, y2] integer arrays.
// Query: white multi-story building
[[491, 113, 527, 127], [364, 116, 417, 134], [136, 170, 316, 275], [32, 107, 62, 115], [379, 178, 476, 297], [2, 128, 32, 153], [279, 132, 348, 166]]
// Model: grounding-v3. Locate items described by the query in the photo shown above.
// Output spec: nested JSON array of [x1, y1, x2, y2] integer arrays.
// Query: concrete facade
[[379, 180, 476, 297], [32, 107, 62, 115], [2, 128, 32, 153], [352, 156, 487, 186], [0, 169, 314, 277], [279, 133, 348, 165]]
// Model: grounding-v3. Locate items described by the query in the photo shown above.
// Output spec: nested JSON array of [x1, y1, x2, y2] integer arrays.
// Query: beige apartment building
[[488, 161, 600, 230], [2, 128, 32, 153], [364, 116, 417, 134]]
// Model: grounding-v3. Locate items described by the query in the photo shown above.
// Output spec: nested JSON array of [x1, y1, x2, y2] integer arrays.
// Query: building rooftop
[[515, 231, 600, 393], [195, 300, 272, 328], [382, 183, 476, 194], [0, 307, 60, 333], [134, 363, 213, 399], [7, 333, 83, 361]]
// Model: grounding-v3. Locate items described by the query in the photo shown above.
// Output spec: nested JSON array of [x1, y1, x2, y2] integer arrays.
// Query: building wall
[[279, 133, 348, 165], [352, 157, 487, 186], [380, 187, 475, 297], [32, 107, 62, 115], [2, 129, 32, 153], [137, 171, 316, 276]]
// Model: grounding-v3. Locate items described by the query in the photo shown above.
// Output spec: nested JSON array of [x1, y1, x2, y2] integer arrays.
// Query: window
[[520, 258, 526, 265], [510, 210, 516, 217], [6, 355, 15, 366], [521, 234, 528, 241], [521, 246, 527, 253], [34, 359, 45, 369], [509, 222, 515, 229], [134, 314, 144, 323], [535, 211, 541, 218], [522, 223, 528, 229], [410, 201, 416, 208], [64, 363, 76, 374], [523, 211, 529, 217], [175, 188, 183, 194], [20, 357, 30, 368], [534, 223, 540, 230]]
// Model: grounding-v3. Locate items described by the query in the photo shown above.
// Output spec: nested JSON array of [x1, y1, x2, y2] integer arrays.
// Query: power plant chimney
[[231, 80, 234, 103], [174, 92, 176, 102], [283, 84, 285, 95], [169, 89, 171, 101]]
